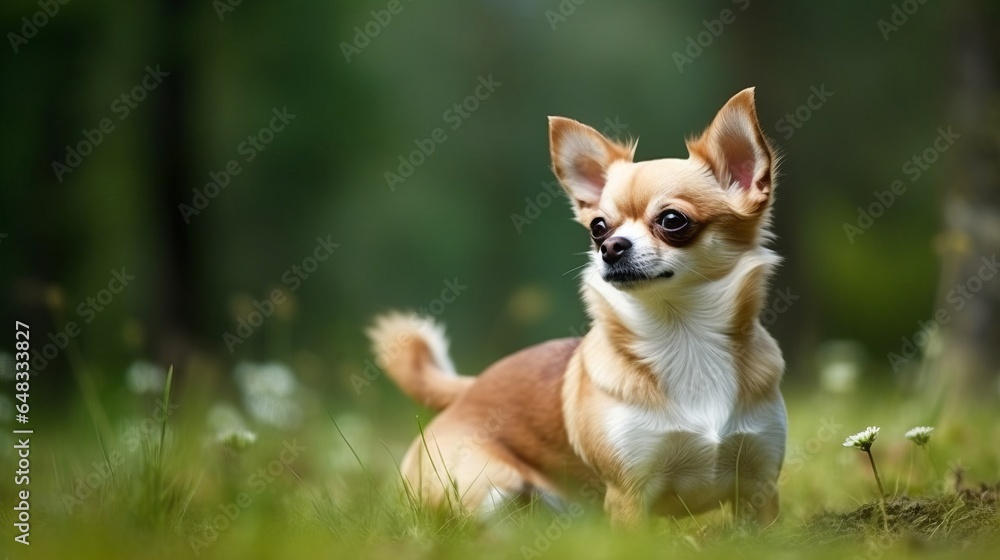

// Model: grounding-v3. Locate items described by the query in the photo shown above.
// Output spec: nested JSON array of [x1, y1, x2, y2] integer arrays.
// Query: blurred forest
[[1, 0, 999, 424]]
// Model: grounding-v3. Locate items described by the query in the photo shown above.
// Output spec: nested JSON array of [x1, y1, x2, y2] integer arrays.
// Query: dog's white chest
[[604, 395, 786, 509], [601, 329, 786, 509], [605, 394, 734, 482], [607, 322, 743, 462]]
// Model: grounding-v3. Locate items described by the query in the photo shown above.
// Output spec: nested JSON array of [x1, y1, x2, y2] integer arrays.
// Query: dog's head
[[549, 88, 777, 296]]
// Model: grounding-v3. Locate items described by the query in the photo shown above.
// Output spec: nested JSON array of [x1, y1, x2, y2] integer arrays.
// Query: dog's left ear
[[549, 116, 635, 218], [687, 87, 775, 214]]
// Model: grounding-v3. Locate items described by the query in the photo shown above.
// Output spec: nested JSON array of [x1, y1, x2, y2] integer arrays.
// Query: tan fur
[[398, 338, 597, 510], [561, 335, 655, 488], [371, 88, 786, 527], [730, 267, 785, 403]]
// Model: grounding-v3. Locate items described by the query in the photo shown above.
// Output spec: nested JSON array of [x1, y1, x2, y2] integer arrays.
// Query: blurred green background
[[2, 0, 999, 424]]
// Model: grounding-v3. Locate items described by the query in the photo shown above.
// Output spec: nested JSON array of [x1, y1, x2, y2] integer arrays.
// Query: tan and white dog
[[368, 88, 786, 527]]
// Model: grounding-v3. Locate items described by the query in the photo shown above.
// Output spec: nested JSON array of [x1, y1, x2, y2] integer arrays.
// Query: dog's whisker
[[562, 262, 591, 277]]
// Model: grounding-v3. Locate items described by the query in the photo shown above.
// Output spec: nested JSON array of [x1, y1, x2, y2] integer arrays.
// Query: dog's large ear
[[549, 116, 635, 218], [686, 88, 775, 214]]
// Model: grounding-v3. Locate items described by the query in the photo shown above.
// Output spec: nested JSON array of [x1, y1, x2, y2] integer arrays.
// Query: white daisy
[[216, 428, 258, 451], [206, 402, 247, 433], [843, 426, 880, 451], [904, 426, 934, 446], [233, 362, 302, 429], [234, 362, 297, 397]]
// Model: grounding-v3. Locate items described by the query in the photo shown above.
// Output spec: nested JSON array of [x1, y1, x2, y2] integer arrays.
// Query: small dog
[[368, 88, 786, 527]]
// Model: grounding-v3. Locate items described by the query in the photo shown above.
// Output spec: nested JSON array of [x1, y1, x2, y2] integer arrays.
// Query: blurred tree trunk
[[150, 0, 199, 367], [932, 0, 1000, 398], [726, 1, 819, 375]]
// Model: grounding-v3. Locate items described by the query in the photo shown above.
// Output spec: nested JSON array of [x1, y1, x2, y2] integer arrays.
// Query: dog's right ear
[[548, 116, 635, 217]]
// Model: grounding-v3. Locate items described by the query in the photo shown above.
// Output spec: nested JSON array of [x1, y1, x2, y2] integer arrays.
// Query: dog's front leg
[[603, 484, 646, 529]]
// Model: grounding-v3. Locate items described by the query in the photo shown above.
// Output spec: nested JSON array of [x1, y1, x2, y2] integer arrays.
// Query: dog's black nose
[[600, 236, 632, 264]]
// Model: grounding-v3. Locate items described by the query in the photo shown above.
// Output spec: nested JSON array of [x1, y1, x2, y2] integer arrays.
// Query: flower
[[843, 426, 880, 451], [233, 362, 302, 429], [207, 403, 247, 433], [215, 428, 258, 451], [904, 426, 934, 446], [234, 362, 297, 397], [126, 361, 166, 394], [817, 340, 864, 394]]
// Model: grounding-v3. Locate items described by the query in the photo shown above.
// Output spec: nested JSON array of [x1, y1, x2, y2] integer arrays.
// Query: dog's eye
[[590, 218, 609, 239], [658, 210, 690, 233]]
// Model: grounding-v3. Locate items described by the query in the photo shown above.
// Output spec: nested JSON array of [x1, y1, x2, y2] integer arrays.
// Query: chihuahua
[[368, 88, 786, 527]]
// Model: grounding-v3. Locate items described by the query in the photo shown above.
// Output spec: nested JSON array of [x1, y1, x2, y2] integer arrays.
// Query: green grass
[[3, 374, 999, 560]]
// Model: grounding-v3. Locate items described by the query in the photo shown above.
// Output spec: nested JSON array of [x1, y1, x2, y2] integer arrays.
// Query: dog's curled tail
[[366, 312, 474, 412]]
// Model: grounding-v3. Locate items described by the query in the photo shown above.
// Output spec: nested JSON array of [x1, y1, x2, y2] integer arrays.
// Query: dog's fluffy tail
[[366, 312, 474, 412]]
